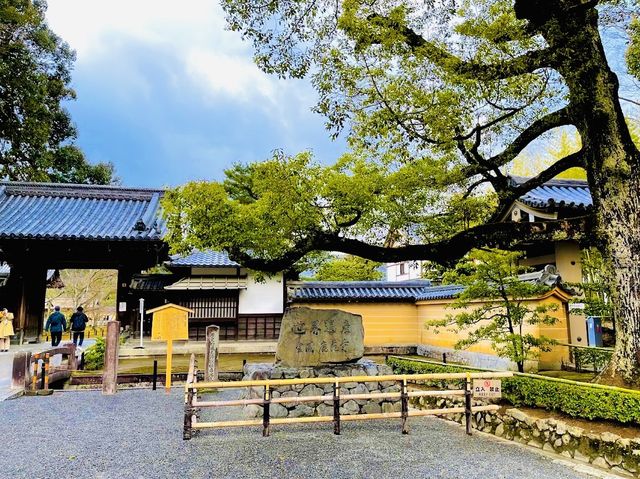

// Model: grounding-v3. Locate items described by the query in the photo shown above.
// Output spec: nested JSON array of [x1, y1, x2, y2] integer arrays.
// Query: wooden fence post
[[401, 378, 409, 435], [464, 374, 472, 436], [102, 320, 120, 395], [263, 385, 271, 437], [333, 381, 341, 435]]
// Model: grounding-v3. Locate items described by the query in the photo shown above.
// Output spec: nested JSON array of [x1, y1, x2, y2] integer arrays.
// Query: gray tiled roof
[[0, 181, 165, 241], [130, 274, 176, 291], [512, 177, 592, 210], [288, 280, 454, 302], [169, 249, 240, 268], [414, 284, 466, 300]]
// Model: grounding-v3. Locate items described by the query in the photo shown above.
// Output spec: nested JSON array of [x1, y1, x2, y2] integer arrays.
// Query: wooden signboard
[[148, 304, 193, 392], [472, 379, 502, 399]]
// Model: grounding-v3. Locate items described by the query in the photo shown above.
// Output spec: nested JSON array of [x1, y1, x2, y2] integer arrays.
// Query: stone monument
[[242, 307, 400, 418], [275, 307, 364, 367]]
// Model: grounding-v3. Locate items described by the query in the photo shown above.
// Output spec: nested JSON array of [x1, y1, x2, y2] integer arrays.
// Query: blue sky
[[45, 1, 347, 188], [46, 2, 638, 188]]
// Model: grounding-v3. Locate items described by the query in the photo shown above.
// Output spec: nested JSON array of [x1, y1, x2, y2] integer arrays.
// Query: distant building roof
[[414, 285, 466, 301], [288, 280, 438, 302], [0, 181, 165, 241], [168, 250, 240, 268], [290, 267, 566, 302], [512, 176, 592, 211], [130, 274, 176, 292]]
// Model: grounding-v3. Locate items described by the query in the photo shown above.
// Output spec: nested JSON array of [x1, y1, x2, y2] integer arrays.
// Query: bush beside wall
[[387, 356, 640, 425]]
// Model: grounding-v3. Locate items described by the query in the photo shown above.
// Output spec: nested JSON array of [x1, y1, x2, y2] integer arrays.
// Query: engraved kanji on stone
[[311, 320, 321, 335], [342, 321, 351, 334], [325, 319, 336, 334]]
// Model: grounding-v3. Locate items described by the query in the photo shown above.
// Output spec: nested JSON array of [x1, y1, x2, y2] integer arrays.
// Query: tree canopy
[[313, 254, 383, 281], [0, 0, 114, 183], [429, 248, 558, 373], [164, 0, 640, 382]]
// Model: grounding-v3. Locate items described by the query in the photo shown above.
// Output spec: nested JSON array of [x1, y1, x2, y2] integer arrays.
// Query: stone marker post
[[11, 351, 31, 390], [102, 320, 120, 395], [205, 325, 220, 382]]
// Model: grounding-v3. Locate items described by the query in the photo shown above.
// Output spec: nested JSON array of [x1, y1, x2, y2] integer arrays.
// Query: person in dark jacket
[[70, 306, 89, 346], [45, 306, 67, 347]]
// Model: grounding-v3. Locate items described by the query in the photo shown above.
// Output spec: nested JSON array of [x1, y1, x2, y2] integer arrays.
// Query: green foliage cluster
[[571, 346, 614, 373], [430, 248, 557, 372], [388, 357, 640, 425], [0, 0, 114, 183], [569, 248, 613, 319], [162, 151, 494, 267], [83, 337, 105, 371], [314, 255, 383, 281]]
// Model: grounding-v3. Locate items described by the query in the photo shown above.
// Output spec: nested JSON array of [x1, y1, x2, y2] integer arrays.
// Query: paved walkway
[[0, 389, 619, 479]]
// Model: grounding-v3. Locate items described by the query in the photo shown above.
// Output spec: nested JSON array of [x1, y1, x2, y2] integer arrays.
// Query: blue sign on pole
[[586, 316, 603, 347]]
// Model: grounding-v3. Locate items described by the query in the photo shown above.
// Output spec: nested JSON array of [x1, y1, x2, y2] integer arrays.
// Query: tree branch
[[365, 14, 555, 81], [227, 216, 594, 272]]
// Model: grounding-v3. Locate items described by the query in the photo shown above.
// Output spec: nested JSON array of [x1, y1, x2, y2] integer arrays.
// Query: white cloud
[[45, 0, 286, 104]]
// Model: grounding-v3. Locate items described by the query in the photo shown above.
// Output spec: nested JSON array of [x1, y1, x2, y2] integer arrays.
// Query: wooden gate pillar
[[116, 268, 136, 329], [4, 264, 47, 343]]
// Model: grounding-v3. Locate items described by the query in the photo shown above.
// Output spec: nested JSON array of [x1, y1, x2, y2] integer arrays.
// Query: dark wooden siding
[[237, 314, 282, 340]]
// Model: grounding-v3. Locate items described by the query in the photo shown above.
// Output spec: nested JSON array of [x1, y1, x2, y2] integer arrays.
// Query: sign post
[[148, 304, 192, 393]]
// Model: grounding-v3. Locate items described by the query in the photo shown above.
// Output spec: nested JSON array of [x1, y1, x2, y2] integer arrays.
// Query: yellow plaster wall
[[416, 293, 570, 370], [555, 241, 583, 283], [296, 291, 570, 370], [296, 302, 419, 346]]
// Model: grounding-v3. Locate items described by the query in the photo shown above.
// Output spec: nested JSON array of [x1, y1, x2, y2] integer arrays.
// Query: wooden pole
[[401, 378, 408, 435], [464, 373, 472, 436], [165, 339, 173, 393], [333, 381, 340, 435], [152, 360, 158, 391], [263, 385, 270, 437], [102, 320, 120, 395]]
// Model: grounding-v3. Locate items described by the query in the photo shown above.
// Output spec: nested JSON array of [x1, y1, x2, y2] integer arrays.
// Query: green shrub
[[387, 356, 640, 425], [83, 337, 106, 371]]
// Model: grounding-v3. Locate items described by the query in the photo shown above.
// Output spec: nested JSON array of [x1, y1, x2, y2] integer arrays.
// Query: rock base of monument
[[241, 359, 401, 418]]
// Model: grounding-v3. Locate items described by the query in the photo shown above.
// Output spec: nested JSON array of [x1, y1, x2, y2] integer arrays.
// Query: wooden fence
[[183, 354, 512, 440]]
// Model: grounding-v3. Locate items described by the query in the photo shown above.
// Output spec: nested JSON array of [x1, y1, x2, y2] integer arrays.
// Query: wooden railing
[[183, 354, 512, 440]]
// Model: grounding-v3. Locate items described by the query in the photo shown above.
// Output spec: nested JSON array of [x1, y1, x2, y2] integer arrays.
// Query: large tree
[[0, 0, 114, 183], [164, 1, 640, 384]]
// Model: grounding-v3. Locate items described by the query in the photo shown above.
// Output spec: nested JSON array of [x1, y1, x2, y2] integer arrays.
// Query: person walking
[[70, 306, 89, 346], [45, 306, 66, 347], [0, 309, 14, 352]]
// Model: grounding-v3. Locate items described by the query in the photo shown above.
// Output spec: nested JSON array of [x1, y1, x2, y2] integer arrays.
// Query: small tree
[[314, 255, 383, 281], [427, 249, 558, 373]]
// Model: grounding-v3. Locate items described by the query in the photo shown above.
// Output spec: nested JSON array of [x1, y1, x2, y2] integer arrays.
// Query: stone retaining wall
[[242, 360, 401, 418], [412, 394, 640, 477]]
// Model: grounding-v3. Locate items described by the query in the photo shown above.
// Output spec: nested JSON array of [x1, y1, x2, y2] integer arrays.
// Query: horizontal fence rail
[[182, 354, 512, 440]]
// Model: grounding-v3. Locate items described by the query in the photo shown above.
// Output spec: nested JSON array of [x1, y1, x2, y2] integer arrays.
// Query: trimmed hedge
[[387, 356, 640, 425]]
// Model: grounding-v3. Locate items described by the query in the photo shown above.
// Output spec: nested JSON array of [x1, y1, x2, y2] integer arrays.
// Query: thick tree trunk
[[540, 5, 640, 384]]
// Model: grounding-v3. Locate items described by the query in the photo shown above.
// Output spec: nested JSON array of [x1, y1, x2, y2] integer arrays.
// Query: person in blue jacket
[[70, 306, 89, 346], [45, 306, 67, 347]]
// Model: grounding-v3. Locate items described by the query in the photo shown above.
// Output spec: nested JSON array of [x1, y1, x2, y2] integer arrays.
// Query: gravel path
[[0, 389, 611, 479]]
